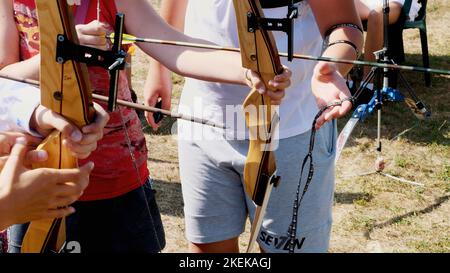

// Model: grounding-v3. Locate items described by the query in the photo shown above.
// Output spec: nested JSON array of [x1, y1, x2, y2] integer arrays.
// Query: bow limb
[[22, 0, 95, 253], [233, 0, 283, 252]]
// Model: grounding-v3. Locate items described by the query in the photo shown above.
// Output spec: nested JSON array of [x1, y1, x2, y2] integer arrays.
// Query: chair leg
[[419, 28, 431, 87]]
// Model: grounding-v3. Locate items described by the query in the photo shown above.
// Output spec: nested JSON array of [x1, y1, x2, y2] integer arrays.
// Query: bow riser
[[233, 0, 282, 206], [234, 0, 284, 252], [22, 0, 94, 253], [38, 0, 94, 127]]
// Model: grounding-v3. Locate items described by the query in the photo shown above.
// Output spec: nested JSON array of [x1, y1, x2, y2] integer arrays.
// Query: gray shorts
[[178, 121, 336, 253]]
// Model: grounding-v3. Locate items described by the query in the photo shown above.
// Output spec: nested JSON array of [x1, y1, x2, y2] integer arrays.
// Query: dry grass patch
[[131, 0, 449, 253]]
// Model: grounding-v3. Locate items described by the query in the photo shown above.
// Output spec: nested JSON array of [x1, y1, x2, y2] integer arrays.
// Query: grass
[[132, 0, 449, 253]]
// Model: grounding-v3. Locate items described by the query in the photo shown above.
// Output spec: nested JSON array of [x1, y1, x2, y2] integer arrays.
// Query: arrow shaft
[[0, 73, 226, 129], [118, 36, 450, 75]]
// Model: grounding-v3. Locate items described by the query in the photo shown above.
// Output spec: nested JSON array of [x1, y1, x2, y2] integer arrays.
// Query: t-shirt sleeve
[[0, 79, 41, 136]]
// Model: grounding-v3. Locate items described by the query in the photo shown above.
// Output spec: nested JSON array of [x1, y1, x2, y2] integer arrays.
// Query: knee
[[367, 9, 383, 27]]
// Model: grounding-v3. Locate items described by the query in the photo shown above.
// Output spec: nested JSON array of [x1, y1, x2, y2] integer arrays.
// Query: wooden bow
[[233, 0, 284, 252], [21, 0, 95, 253]]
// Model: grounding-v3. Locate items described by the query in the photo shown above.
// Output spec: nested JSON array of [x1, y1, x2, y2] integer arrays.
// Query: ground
[[131, 0, 449, 253]]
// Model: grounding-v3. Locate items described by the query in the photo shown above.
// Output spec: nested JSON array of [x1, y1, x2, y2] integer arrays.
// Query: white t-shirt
[[0, 79, 40, 134], [179, 0, 322, 139]]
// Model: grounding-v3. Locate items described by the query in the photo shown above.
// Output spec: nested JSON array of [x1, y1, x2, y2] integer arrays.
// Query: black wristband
[[327, 40, 360, 57], [325, 23, 363, 37]]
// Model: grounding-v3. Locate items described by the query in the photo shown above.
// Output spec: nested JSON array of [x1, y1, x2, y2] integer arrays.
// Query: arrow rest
[[55, 14, 127, 112], [55, 34, 126, 70]]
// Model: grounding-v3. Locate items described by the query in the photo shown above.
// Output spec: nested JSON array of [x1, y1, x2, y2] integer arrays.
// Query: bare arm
[[159, 0, 188, 30], [309, 0, 364, 75], [115, 0, 248, 85], [0, 0, 39, 80], [143, 0, 188, 130], [147, 0, 187, 81], [308, 0, 364, 128]]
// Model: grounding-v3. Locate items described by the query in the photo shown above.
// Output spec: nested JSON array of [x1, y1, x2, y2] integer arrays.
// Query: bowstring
[[287, 97, 353, 253], [118, 106, 163, 252], [97, 3, 162, 252]]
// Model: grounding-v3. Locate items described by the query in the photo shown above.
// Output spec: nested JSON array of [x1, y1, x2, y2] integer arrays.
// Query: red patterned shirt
[[13, 0, 149, 201], [13, 0, 39, 59]]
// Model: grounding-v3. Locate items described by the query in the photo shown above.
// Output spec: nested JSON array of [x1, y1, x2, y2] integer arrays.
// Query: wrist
[[313, 62, 345, 78]]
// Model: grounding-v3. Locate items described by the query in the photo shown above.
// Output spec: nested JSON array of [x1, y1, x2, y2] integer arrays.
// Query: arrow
[[107, 34, 450, 75], [0, 73, 227, 130]]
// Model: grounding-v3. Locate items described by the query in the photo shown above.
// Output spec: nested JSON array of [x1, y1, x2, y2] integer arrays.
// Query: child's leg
[[355, 0, 372, 21], [363, 2, 403, 76]]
